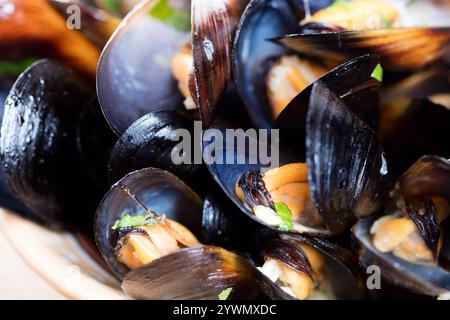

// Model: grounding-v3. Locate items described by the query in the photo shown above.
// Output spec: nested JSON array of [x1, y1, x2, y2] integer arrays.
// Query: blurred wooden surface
[[0, 231, 64, 300], [0, 209, 125, 300]]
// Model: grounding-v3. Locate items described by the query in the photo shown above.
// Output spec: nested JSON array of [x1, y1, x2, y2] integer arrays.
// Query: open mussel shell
[[232, 0, 300, 129], [76, 98, 117, 190], [382, 68, 450, 106], [353, 156, 450, 297], [271, 235, 365, 299], [275, 54, 381, 153], [382, 99, 450, 177], [47, 0, 121, 47], [274, 27, 450, 71], [305, 80, 388, 234], [0, 0, 101, 78], [205, 55, 387, 236], [203, 127, 320, 234], [354, 215, 450, 297], [122, 245, 292, 300], [379, 69, 450, 159], [398, 156, 450, 204], [95, 168, 203, 279], [107, 110, 200, 185], [191, 0, 249, 126], [202, 181, 276, 258], [97, 0, 190, 135], [0, 59, 99, 224]]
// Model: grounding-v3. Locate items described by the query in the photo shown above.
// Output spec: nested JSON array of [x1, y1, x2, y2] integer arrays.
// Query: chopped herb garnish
[[371, 63, 383, 82], [407, 0, 419, 6], [149, 0, 190, 32], [0, 58, 36, 77], [275, 203, 294, 232], [330, 0, 351, 10], [112, 213, 161, 230], [104, 0, 122, 15], [380, 15, 393, 28], [218, 288, 233, 300]]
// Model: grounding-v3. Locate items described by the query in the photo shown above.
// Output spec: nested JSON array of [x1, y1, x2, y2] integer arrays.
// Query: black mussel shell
[[382, 99, 450, 177], [213, 84, 254, 129], [233, 0, 300, 129], [0, 77, 36, 217], [122, 245, 292, 300], [95, 168, 204, 279], [0, 59, 98, 224], [202, 181, 276, 258], [382, 68, 450, 106], [275, 54, 380, 154], [288, 0, 334, 17], [274, 27, 450, 71], [399, 156, 450, 205], [379, 68, 450, 141], [270, 235, 365, 299], [206, 56, 388, 236], [203, 127, 319, 235], [77, 98, 117, 190], [191, 0, 249, 127], [354, 215, 450, 297], [108, 110, 200, 184], [306, 80, 388, 234], [97, 0, 190, 135], [353, 156, 450, 297]]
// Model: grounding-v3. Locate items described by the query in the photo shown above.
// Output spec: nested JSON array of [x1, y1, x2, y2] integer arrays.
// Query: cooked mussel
[[233, 0, 329, 128], [98, 0, 250, 134], [122, 233, 364, 300], [273, 0, 450, 71], [202, 181, 275, 257], [206, 56, 388, 236], [122, 245, 291, 300], [97, 0, 191, 135], [107, 110, 200, 184], [258, 236, 364, 299], [353, 156, 450, 297], [95, 168, 204, 278], [275, 54, 381, 152], [96, 167, 293, 299], [0, 59, 99, 224]]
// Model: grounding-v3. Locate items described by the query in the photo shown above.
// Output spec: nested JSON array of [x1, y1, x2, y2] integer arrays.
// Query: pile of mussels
[[0, 0, 449, 300]]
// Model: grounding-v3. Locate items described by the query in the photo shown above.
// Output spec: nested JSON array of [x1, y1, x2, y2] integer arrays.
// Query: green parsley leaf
[[218, 288, 233, 300], [330, 0, 351, 10], [0, 58, 36, 77], [149, 0, 191, 32], [104, 0, 122, 15], [275, 203, 294, 232], [111, 213, 161, 230], [380, 15, 393, 28], [371, 63, 383, 82]]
